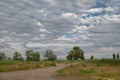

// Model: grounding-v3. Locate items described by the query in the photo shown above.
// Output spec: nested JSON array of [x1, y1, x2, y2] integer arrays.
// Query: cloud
[[87, 7, 113, 13], [57, 35, 72, 41], [88, 8, 103, 13], [60, 13, 77, 18], [72, 25, 88, 32], [39, 28, 51, 33], [0, 0, 120, 59], [26, 43, 76, 48], [33, 19, 44, 27]]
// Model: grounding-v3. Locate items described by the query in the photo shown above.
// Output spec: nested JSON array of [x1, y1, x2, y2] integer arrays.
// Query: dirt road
[[0, 64, 68, 80]]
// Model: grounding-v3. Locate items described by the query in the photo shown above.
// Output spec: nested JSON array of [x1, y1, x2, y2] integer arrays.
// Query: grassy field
[[1, 59, 120, 80], [0, 60, 57, 72], [56, 59, 120, 80], [0, 60, 77, 72]]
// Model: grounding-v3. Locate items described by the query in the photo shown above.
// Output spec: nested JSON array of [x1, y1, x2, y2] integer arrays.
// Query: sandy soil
[[0, 64, 68, 80]]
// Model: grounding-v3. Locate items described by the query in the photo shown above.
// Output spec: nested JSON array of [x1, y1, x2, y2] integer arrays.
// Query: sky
[[0, 0, 120, 59]]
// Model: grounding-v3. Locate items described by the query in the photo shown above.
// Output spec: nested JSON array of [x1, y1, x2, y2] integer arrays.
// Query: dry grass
[[0, 60, 75, 72], [0, 60, 56, 72], [56, 60, 120, 80]]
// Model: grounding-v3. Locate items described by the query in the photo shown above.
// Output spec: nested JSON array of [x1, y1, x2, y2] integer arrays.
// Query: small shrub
[[90, 55, 94, 60], [50, 62, 56, 66], [57, 70, 65, 76], [79, 68, 95, 76]]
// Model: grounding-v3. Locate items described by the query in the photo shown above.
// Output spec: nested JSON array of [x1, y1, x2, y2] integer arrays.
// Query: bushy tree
[[26, 50, 33, 61], [66, 46, 84, 60], [0, 52, 5, 60], [32, 51, 40, 61], [44, 49, 57, 60], [117, 53, 119, 59], [90, 55, 94, 60], [112, 53, 116, 59], [25, 50, 40, 61], [13, 51, 23, 60]]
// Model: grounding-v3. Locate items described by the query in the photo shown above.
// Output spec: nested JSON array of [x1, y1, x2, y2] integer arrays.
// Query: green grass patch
[[56, 59, 120, 80], [79, 68, 95, 76], [0, 60, 58, 72], [0, 60, 76, 72]]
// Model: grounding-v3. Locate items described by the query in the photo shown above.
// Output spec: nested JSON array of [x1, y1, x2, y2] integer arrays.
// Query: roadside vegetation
[[0, 60, 57, 72], [56, 46, 120, 80], [0, 46, 120, 80], [0, 49, 58, 72], [57, 59, 120, 80]]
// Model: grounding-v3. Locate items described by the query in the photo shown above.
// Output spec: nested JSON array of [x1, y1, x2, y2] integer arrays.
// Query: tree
[[32, 51, 40, 61], [26, 50, 33, 61], [25, 50, 40, 61], [117, 53, 119, 59], [0, 52, 5, 60], [13, 51, 23, 60], [66, 46, 84, 60], [90, 55, 94, 60], [112, 53, 116, 59], [44, 49, 57, 60], [66, 51, 73, 60]]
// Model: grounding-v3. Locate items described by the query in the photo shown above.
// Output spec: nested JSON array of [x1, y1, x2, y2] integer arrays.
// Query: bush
[[13, 51, 23, 60], [0, 52, 5, 60]]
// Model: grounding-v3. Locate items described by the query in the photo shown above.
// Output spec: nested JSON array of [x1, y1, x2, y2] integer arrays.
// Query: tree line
[[0, 49, 57, 61], [0, 46, 84, 61], [90, 52, 120, 60], [0, 46, 119, 61]]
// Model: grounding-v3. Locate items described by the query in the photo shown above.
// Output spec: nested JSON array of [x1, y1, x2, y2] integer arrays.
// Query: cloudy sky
[[0, 0, 120, 59]]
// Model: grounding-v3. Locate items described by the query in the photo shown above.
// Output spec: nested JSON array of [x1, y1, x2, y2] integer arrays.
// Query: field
[[0, 60, 57, 72], [0, 60, 77, 72], [0, 59, 120, 80], [56, 59, 120, 80]]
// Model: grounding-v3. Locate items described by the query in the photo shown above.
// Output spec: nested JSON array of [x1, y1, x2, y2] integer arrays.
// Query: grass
[[0, 60, 75, 72], [56, 59, 120, 80], [0, 60, 57, 72]]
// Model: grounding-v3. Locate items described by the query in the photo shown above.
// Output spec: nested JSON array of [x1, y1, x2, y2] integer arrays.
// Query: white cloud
[[60, 13, 77, 18], [101, 47, 114, 52], [7, 42, 26, 53], [37, 8, 46, 13], [26, 43, 76, 48], [105, 7, 114, 12], [87, 7, 114, 13], [36, 21, 44, 27], [78, 35, 89, 40], [57, 35, 72, 41], [106, 14, 120, 23], [72, 25, 88, 32], [39, 28, 51, 33], [33, 19, 44, 27], [88, 8, 103, 13]]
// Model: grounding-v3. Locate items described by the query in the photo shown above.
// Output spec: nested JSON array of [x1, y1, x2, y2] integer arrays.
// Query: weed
[[57, 70, 65, 76]]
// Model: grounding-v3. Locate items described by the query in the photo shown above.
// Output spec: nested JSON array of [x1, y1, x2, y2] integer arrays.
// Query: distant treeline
[[0, 49, 57, 61], [0, 46, 120, 61]]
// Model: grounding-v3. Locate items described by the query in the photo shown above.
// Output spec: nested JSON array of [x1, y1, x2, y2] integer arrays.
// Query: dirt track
[[0, 64, 68, 80]]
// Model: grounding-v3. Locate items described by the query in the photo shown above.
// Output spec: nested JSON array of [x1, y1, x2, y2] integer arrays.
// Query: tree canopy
[[13, 51, 23, 60], [66, 46, 84, 60], [26, 50, 40, 61], [0, 52, 5, 60]]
